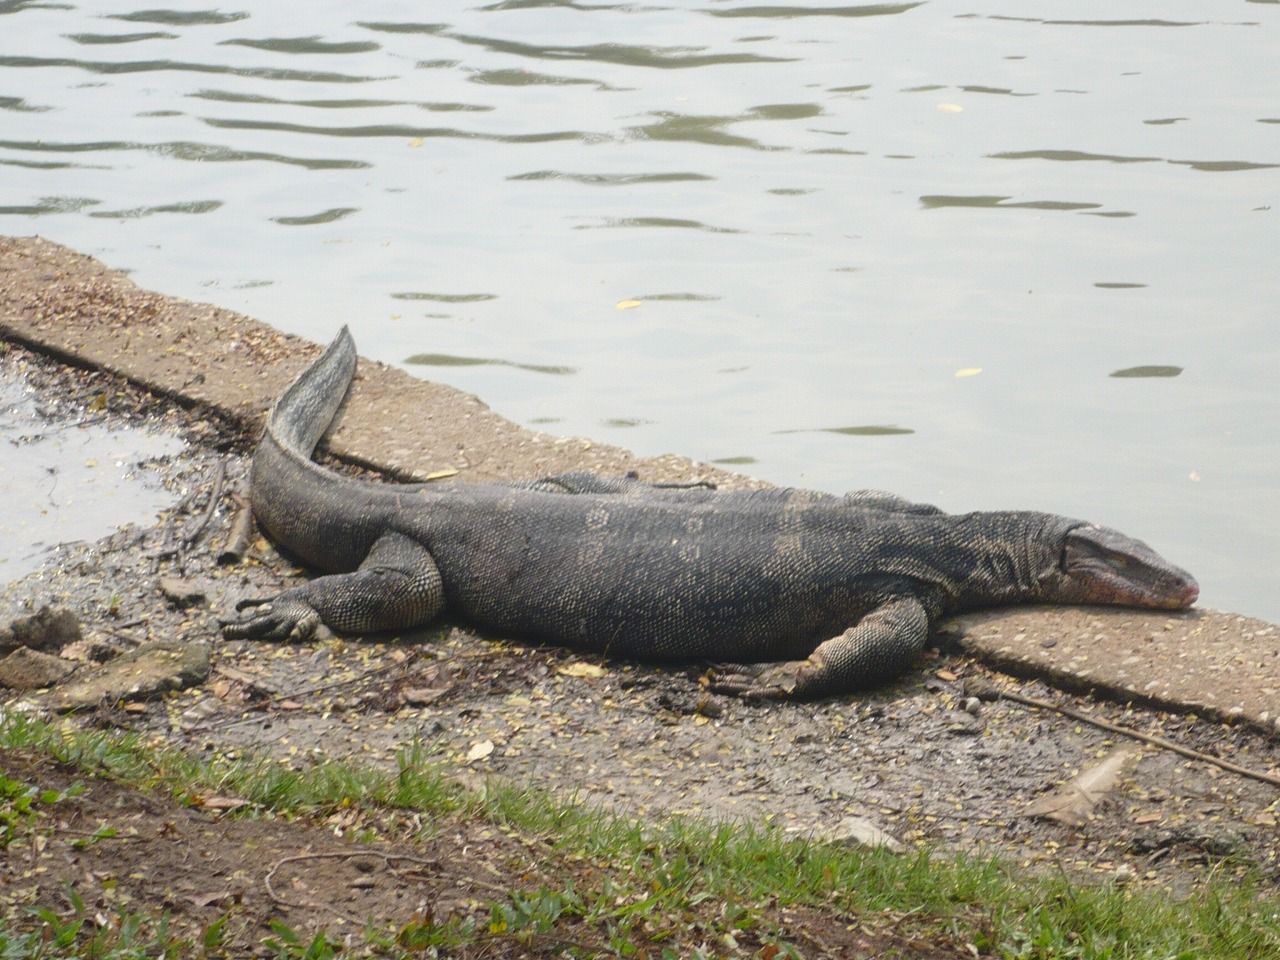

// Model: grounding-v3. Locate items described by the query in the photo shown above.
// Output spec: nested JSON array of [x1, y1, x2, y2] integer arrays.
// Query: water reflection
[[0, 54, 383, 84], [706, 4, 921, 19], [775, 426, 915, 436], [1110, 366, 1183, 379], [920, 195, 1105, 213], [272, 207, 355, 225], [106, 10, 249, 26], [405, 353, 576, 377], [0, 137, 370, 169], [508, 170, 713, 185]]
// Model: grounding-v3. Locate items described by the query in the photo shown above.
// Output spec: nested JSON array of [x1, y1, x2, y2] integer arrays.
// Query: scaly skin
[[223, 328, 1199, 700]]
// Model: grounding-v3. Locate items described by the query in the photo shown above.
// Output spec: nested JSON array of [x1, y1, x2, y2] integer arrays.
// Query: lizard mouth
[[1059, 524, 1199, 610]]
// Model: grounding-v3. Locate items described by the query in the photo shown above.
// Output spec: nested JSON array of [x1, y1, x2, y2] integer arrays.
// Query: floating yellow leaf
[[615, 299, 642, 311], [937, 103, 964, 113], [408, 137, 424, 148], [557, 661, 607, 679], [954, 367, 983, 378]]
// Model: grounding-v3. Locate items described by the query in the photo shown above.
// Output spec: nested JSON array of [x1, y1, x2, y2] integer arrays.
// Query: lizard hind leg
[[222, 531, 445, 641], [707, 597, 930, 700]]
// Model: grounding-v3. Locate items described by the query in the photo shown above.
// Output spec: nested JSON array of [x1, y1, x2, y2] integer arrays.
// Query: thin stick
[[181, 459, 225, 546], [966, 678, 1280, 789]]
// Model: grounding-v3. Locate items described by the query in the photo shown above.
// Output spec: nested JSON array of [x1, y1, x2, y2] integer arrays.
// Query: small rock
[[826, 815, 905, 853], [51, 640, 211, 711], [0, 647, 78, 690], [0, 605, 82, 656], [159, 577, 208, 608], [59, 637, 123, 664], [945, 710, 981, 735], [962, 696, 982, 716]]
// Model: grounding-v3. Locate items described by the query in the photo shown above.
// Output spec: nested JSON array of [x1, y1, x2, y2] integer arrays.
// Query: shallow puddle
[[0, 366, 185, 585]]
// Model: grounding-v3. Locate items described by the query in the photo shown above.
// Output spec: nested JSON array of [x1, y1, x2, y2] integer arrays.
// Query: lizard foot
[[221, 594, 322, 642], [705, 661, 807, 701]]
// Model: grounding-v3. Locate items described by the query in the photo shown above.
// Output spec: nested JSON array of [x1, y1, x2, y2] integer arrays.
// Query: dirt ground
[[1, 338, 1278, 953]]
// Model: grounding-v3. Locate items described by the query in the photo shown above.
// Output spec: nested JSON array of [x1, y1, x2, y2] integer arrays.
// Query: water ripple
[[201, 116, 587, 144], [272, 207, 357, 226], [991, 149, 1278, 173], [441, 33, 796, 69], [775, 425, 914, 436], [392, 292, 498, 303], [0, 94, 50, 112], [355, 21, 449, 36], [190, 88, 492, 113], [88, 199, 222, 219], [220, 36, 382, 56], [508, 170, 714, 185], [0, 195, 99, 215], [66, 32, 177, 45], [405, 353, 575, 376], [105, 9, 249, 26], [0, 55, 383, 84], [1110, 366, 1183, 378], [576, 216, 740, 232], [920, 195, 1103, 212], [0, 137, 370, 170], [706, 3, 922, 18]]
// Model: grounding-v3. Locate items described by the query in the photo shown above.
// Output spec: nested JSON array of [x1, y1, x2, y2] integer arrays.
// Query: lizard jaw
[[1053, 524, 1199, 610]]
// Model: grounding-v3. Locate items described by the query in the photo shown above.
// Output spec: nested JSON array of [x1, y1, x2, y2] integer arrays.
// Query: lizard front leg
[[708, 596, 929, 700], [222, 531, 444, 641]]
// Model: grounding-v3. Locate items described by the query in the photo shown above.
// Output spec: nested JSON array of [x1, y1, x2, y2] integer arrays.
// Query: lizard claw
[[704, 662, 802, 701], [221, 594, 321, 642]]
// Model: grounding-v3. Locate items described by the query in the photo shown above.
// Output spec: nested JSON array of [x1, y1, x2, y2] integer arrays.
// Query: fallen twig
[[187, 656, 417, 732], [965, 677, 1280, 789], [181, 459, 225, 547], [216, 493, 254, 564]]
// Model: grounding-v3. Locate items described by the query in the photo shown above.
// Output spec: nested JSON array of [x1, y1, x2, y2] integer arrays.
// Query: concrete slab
[[954, 607, 1280, 734], [2, 235, 1276, 732]]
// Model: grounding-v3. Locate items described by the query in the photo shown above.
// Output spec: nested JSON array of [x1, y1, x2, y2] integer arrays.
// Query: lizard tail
[[266, 325, 358, 456]]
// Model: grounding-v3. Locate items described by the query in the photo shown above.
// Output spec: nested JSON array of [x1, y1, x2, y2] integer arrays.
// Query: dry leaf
[[193, 795, 248, 812], [557, 661, 607, 679], [935, 668, 958, 681], [188, 890, 232, 908], [1025, 749, 1135, 826], [466, 739, 495, 763], [425, 469, 459, 481], [401, 685, 448, 707], [1133, 811, 1163, 825], [615, 299, 642, 310]]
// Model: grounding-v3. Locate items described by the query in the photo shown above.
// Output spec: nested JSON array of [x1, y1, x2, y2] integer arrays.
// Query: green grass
[[3, 708, 1278, 959]]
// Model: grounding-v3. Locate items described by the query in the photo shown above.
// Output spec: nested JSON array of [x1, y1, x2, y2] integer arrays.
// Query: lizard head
[[1044, 523, 1199, 609]]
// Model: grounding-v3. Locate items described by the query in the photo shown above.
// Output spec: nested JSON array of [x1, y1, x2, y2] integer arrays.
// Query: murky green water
[[1, 1, 1276, 618]]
